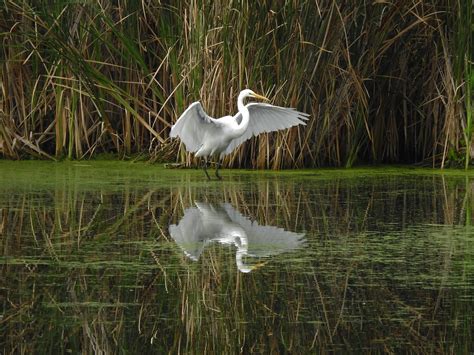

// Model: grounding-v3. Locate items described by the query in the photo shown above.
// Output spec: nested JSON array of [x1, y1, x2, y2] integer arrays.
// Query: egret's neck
[[234, 234, 251, 273], [237, 92, 247, 113], [234, 93, 250, 137], [236, 252, 251, 273]]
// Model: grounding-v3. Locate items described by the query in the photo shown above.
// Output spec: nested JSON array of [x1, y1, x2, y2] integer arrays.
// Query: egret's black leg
[[215, 161, 222, 180], [202, 159, 211, 180]]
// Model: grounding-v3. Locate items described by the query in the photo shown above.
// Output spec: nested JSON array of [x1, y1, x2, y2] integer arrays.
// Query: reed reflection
[[2, 166, 474, 353], [169, 202, 306, 272]]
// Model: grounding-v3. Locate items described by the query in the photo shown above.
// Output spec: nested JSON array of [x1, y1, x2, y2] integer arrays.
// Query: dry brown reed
[[0, 1, 472, 167]]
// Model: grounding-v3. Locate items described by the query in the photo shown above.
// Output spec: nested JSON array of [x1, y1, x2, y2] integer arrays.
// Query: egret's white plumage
[[169, 89, 309, 179], [169, 202, 306, 273]]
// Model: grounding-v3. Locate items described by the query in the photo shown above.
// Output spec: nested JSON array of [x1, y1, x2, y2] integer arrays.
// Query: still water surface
[[1, 162, 473, 353]]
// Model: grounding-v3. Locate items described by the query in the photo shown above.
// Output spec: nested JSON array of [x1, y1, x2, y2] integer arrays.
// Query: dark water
[[1, 162, 473, 353]]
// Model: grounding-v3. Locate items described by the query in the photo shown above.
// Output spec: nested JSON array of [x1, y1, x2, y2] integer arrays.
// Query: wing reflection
[[169, 202, 306, 273]]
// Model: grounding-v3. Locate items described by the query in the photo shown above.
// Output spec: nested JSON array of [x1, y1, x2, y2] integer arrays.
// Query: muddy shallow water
[[1, 162, 473, 353]]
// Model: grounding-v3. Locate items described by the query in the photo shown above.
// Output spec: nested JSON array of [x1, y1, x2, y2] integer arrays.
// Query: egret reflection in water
[[169, 202, 306, 273]]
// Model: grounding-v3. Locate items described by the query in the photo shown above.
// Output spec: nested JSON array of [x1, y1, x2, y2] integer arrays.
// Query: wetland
[[1, 162, 473, 353]]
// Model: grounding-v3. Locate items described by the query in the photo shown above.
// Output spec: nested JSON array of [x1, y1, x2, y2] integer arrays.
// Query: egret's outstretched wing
[[169, 203, 232, 261], [169, 207, 207, 260], [224, 103, 309, 155], [170, 102, 219, 152], [194, 202, 233, 225], [221, 203, 306, 257]]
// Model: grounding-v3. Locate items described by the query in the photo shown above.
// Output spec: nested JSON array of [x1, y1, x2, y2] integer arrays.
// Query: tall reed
[[0, 1, 471, 168]]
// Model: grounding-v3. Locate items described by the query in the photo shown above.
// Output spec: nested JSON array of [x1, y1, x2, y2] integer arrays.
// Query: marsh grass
[[0, 1, 472, 167]]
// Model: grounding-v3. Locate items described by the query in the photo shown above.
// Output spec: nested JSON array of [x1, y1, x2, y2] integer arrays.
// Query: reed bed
[[0, 0, 472, 167]]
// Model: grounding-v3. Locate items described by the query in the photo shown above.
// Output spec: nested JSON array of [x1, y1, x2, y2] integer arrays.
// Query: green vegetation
[[0, 1, 473, 168]]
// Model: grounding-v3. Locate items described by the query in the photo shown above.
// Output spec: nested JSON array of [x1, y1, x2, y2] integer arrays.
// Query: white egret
[[169, 89, 309, 179], [169, 202, 306, 273]]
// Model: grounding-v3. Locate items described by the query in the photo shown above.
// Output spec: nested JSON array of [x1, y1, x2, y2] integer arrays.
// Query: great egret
[[169, 202, 306, 273], [169, 89, 309, 179]]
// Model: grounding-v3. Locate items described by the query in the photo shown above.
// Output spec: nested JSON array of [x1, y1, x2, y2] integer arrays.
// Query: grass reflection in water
[[1, 162, 473, 353]]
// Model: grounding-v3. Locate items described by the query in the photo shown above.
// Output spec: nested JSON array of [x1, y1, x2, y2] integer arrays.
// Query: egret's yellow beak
[[252, 93, 270, 101], [252, 261, 268, 270]]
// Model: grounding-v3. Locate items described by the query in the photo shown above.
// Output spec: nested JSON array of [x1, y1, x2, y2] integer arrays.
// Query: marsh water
[[1, 162, 473, 353]]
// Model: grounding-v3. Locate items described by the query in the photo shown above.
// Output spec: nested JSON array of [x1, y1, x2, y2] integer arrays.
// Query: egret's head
[[238, 260, 269, 274], [240, 89, 269, 101]]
